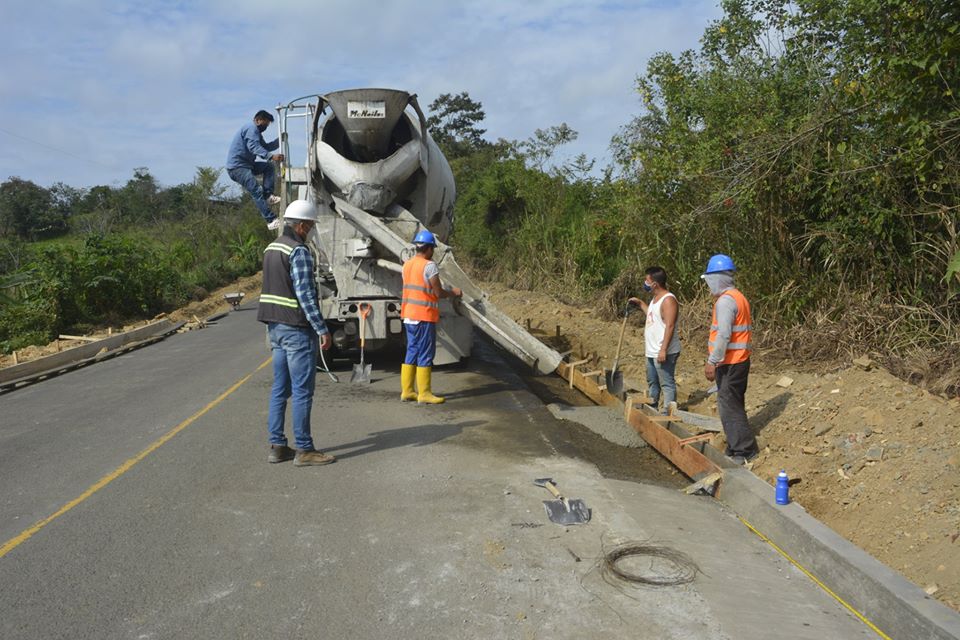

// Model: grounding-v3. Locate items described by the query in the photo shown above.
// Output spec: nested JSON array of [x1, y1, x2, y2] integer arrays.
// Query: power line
[[0, 126, 116, 170]]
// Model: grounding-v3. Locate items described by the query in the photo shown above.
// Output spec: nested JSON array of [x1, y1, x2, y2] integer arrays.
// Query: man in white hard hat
[[257, 200, 334, 466], [227, 110, 285, 230]]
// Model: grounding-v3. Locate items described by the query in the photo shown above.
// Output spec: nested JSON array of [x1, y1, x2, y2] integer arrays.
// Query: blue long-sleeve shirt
[[226, 122, 279, 170], [289, 245, 329, 337]]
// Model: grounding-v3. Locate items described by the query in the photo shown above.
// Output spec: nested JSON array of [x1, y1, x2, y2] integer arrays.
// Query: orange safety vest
[[709, 288, 752, 365], [401, 254, 440, 323]]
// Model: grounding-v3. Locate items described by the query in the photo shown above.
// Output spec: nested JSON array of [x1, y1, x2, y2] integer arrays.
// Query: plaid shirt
[[289, 245, 329, 336]]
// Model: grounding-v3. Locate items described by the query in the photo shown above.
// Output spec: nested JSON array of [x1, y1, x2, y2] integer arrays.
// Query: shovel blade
[[543, 499, 591, 526], [605, 369, 624, 395], [350, 363, 372, 384]]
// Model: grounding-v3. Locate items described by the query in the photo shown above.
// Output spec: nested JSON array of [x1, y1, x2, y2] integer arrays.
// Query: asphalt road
[[0, 304, 875, 639]]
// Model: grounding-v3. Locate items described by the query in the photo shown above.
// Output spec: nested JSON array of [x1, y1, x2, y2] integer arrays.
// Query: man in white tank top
[[629, 266, 681, 413]]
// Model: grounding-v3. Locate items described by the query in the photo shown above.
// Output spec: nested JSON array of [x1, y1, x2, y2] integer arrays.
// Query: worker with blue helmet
[[701, 254, 758, 464], [399, 229, 462, 403]]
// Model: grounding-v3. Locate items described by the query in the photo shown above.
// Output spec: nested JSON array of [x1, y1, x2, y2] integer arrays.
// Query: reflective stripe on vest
[[401, 254, 440, 322], [259, 293, 299, 309], [708, 288, 751, 365]]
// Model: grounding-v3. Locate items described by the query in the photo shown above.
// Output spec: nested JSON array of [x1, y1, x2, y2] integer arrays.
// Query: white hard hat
[[283, 200, 319, 222]]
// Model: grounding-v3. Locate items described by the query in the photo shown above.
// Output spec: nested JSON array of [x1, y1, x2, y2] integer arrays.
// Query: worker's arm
[[424, 261, 461, 299], [290, 246, 331, 350], [428, 274, 462, 299], [658, 295, 678, 363], [627, 297, 648, 315], [704, 294, 737, 380], [244, 125, 283, 162]]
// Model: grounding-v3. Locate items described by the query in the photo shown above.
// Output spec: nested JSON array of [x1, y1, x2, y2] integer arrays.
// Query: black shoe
[[730, 450, 759, 465], [268, 444, 295, 463]]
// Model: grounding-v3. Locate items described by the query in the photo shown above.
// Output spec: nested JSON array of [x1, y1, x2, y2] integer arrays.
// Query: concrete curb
[[720, 468, 960, 639]]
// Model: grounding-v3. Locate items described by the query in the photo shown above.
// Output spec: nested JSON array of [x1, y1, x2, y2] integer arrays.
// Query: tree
[[0, 177, 67, 239], [427, 92, 489, 159]]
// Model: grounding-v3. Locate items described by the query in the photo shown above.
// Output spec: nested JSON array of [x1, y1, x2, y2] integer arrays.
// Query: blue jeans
[[403, 322, 436, 367], [228, 162, 276, 222], [646, 352, 680, 413], [267, 323, 318, 451]]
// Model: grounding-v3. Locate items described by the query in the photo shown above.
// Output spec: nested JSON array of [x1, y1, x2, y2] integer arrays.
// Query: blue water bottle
[[775, 470, 790, 505]]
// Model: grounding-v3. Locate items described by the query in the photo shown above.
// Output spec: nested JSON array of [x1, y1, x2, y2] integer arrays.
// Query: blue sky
[[0, 0, 723, 191]]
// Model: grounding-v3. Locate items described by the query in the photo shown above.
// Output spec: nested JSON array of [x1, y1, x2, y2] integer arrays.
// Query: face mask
[[642, 282, 653, 292], [257, 123, 268, 132]]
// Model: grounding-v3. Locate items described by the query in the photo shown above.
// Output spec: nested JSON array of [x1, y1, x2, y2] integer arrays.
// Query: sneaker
[[267, 444, 295, 463], [729, 450, 759, 466], [267, 195, 282, 205], [266, 218, 281, 231], [294, 449, 336, 467]]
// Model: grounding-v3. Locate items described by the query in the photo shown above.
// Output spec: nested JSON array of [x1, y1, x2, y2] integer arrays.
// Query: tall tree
[[427, 92, 488, 159]]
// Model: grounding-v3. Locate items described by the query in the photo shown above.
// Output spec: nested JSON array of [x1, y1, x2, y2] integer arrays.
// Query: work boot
[[294, 449, 336, 466], [416, 366, 445, 404], [267, 444, 295, 463], [400, 363, 418, 401]]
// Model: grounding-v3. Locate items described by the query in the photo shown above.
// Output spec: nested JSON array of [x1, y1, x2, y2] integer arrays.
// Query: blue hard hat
[[704, 254, 736, 274], [413, 229, 436, 246]]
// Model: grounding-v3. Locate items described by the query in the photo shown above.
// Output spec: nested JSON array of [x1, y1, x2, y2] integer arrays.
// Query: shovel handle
[[612, 311, 629, 369], [358, 303, 371, 348], [543, 481, 563, 499]]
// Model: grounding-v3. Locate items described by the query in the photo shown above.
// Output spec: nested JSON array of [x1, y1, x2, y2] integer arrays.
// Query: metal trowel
[[533, 478, 591, 526]]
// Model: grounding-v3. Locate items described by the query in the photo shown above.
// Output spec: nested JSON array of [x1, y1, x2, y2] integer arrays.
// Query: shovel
[[350, 302, 372, 384], [604, 302, 634, 395], [534, 478, 591, 526]]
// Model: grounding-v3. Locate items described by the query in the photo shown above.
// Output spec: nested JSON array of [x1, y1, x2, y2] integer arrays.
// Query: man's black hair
[[254, 110, 274, 122], [644, 266, 668, 287]]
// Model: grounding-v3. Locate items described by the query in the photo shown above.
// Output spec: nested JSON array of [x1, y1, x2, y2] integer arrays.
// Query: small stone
[[925, 584, 939, 596], [802, 446, 819, 455], [831, 388, 841, 394], [913, 419, 924, 428], [814, 423, 834, 436], [775, 376, 794, 388], [865, 447, 884, 461], [853, 355, 874, 371]]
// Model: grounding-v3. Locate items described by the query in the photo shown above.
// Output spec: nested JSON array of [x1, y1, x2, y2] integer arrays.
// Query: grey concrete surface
[[546, 404, 648, 449], [0, 305, 881, 639]]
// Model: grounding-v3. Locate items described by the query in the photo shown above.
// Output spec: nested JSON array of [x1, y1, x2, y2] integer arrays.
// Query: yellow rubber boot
[[400, 364, 418, 402], [416, 366, 445, 404]]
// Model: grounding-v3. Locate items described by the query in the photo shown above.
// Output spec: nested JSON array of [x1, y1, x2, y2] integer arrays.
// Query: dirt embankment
[[477, 279, 960, 613]]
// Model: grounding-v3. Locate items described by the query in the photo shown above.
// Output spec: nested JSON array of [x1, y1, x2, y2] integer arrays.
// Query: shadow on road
[[324, 420, 487, 460]]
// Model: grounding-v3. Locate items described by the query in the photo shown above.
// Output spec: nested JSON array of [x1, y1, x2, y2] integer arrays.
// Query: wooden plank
[[58, 334, 99, 342], [0, 320, 179, 384], [624, 398, 721, 483], [555, 360, 622, 408]]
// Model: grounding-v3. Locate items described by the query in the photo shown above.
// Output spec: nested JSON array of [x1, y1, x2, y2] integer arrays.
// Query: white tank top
[[645, 292, 681, 357]]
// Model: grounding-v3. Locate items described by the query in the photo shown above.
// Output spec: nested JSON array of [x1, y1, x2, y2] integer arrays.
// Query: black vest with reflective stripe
[[257, 229, 310, 327]]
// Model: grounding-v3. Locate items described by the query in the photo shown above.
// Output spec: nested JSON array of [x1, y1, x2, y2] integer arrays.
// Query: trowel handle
[[543, 481, 563, 499]]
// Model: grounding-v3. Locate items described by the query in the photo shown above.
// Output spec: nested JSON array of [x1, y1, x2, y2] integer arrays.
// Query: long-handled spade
[[604, 301, 635, 395], [350, 303, 372, 384], [533, 477, 591, 526]]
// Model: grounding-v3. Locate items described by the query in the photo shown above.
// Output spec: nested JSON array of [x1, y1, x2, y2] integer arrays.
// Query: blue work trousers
[[646, 352, 680, 413], [267, 323, 318, 451], [228, 161, 276, 222], [403, 321, 436, 367]]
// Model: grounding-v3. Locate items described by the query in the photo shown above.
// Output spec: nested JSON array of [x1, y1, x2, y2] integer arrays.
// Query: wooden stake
[[11, 351, 18, 365]]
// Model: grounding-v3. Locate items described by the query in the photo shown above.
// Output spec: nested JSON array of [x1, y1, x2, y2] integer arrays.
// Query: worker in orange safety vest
[[701, 254, 758, 464], [400, 229, 462, 404]]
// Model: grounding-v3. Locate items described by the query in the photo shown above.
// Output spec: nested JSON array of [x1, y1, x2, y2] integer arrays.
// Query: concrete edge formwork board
[[0, 320, 183, 388], [720, 468, 960, 640]]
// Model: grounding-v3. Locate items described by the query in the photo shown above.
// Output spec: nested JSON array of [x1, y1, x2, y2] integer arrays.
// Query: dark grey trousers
[[715, 359, 758, 457]]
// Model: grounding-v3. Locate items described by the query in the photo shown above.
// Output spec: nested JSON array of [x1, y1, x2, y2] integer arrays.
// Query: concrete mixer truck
[[273, 88, 559, 374]]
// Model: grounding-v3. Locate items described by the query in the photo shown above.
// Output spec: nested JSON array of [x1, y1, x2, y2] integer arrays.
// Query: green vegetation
[[441, 0, 960, 392], [0, 167, 270, 352]]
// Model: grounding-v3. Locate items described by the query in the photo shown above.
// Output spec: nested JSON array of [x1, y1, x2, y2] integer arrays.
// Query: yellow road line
[[739, 516, 893, 640], [0, 357, 271, 559]]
